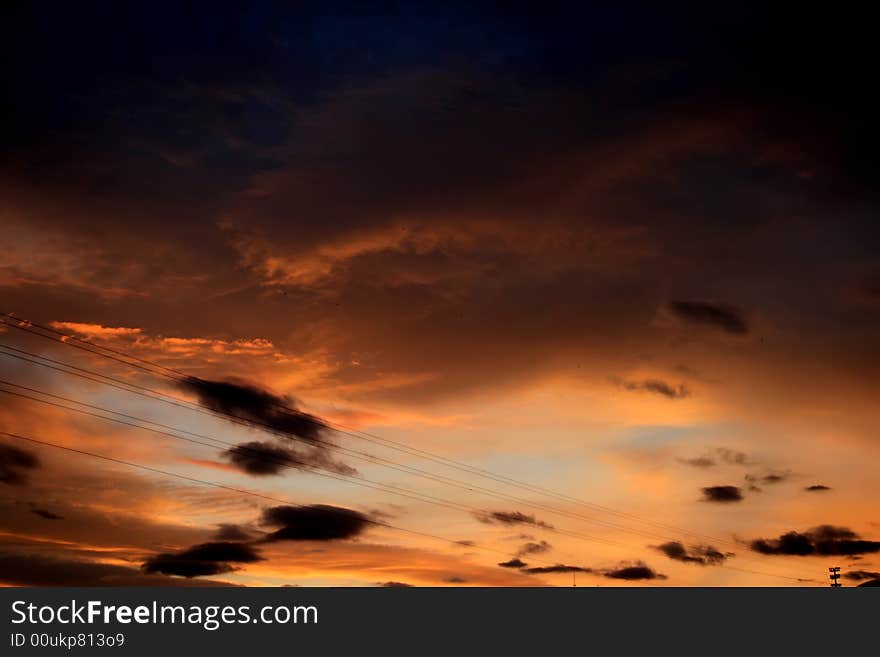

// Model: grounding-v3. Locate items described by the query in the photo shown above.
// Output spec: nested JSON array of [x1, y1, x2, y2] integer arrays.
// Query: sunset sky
[[1, 3, 879, 587]]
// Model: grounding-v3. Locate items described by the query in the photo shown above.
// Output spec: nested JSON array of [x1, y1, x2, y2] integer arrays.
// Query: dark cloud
[[3, 2, 880, 415], [516, 540, 552, 557], [181, 379, 357, 478], [378, 581, 413, 587], [474, 510, 554, 529], [223, 440, 357, 477], [843, 570, 880, 581], [214, 524, 253, 541], [260, 504, 370, 542], [455, 540, 476, 547], [619, 379, 690, 399], [701, 485, 743, 503], [30, 507, 64, 520], [858, 579, 880, 587], [498, 559, 669, 580], [0, 444, 40, 485], [224, 441, 293, 475], [603, 562, 667, 580], [0, 552, 234, 586], [666, 301, 749, 335], [750, 525, 880, 557], [805, 484, 831, 492], [180, 377, 329, 443], [444, 576, 467, 583], [522, 564, 593, 574], [142, 541, 263, 578], [653, 541, 732, 565]]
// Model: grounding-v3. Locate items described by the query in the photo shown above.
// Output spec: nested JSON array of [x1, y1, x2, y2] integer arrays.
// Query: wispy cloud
[[652, 541, 732, 565], [474, 510, 554, 529]]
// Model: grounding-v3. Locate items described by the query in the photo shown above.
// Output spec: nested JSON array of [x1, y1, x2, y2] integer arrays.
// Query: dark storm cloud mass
[[1, 3, 877, 592], [701, 486, 744, 503], [142, 541, 263, 578], [619, 379, 690, 399], [843, 570, 880, 581], [180, 377, 329, 443], [0, 444, 40, 485], [805, 484, 831, 492], [653, 541, 731, 565], [474, 510, 554, 529], [2, 1, 880, 411], [750, 525, 880, 557], [260, 504, 370, 542], [603, 562, 667, 580], [498, 558, 528, 569], [858, 579, 880, 587], [666, 301, 749, 335], [223, 440, 357, 477]]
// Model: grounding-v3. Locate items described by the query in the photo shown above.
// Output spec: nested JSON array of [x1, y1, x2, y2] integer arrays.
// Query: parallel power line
[[0, 382, 648, 550], [0, 376, 820, 582], [0, 315, 780, 548], [0, 313, 821, 582], [0, 341, 819, 577], [0, 345, 731, 546], [0, 429, 814, 585], [0, 430, 577, 573], [0, 346, 674, 543]]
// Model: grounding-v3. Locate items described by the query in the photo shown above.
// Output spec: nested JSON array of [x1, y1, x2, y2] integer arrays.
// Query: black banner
[[1, 588, 872, 655]]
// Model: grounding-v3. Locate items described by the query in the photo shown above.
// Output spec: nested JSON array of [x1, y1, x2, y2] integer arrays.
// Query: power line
[[0, 315, 773, 550], [0, 315, 739, 544], [0, 430, 570, 572], [0, 343, 729, 546], [0, 342, 822, 579], [0, 429, 815, 585], [0, 351, 643, 544], [0, 382, 626, 549], [0, 367, 821, 585], [0, 314, 820, 580]]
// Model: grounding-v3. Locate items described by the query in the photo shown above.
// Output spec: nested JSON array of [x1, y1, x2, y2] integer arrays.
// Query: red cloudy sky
[[1, 3, 879, 587]]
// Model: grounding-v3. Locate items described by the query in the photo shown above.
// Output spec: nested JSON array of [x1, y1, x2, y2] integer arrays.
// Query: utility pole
[[828, 566, 841, 587]]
